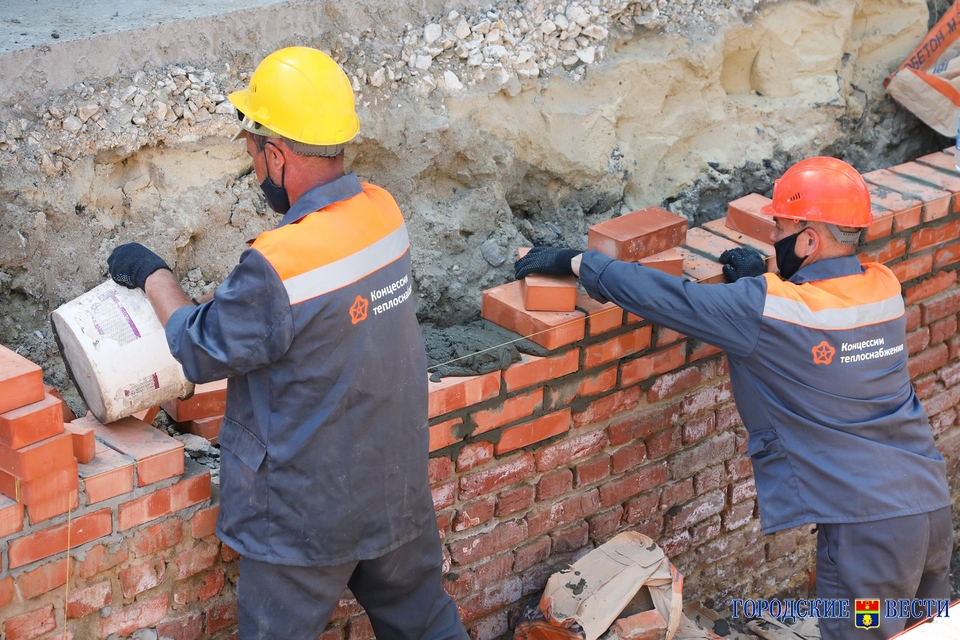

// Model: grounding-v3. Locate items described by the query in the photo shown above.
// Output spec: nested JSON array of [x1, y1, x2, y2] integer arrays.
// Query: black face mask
[[774, 232, 806, 280], [260, 142, 291, 214]]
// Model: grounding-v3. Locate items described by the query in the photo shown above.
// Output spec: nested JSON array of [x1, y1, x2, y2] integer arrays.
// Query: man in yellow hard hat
[[515, 157, 951, 640], [108, 47, 468, 639]]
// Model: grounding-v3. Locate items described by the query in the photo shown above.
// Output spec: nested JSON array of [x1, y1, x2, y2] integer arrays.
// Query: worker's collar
[[278, 172, 363, 227], [787, 254, 865, 284]]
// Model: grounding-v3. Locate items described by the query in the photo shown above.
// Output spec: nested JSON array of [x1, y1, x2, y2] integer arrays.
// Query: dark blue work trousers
[[237, 524, 468, 640], [816, 506, 953, 640]]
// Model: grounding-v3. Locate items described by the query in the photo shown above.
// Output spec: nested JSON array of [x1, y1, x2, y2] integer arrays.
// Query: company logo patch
[[855, 599, 880, 630], [349, 295, 369, 324], [811, 340, 836, 365]]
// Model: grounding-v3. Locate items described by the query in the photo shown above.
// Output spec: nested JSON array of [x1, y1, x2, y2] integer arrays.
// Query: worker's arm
[[579, 250, 765, 357], [144, 269, 194, 327]]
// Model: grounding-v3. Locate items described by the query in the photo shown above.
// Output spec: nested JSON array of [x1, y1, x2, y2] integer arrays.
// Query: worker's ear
[[263, 140, 287, 176], [794, 225, 820, 259]]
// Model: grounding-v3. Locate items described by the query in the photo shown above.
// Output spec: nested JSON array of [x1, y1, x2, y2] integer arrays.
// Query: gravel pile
[[0, 0, 763, 169]]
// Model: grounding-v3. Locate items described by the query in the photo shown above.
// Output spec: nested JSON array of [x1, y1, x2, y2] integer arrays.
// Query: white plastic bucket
[[51, 280, 194, 424]]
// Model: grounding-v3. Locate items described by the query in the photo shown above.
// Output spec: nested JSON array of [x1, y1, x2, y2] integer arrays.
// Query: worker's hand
[[107, 243, 171, 291], [719, 247, 766, 283], [515, 247, 582, 280]]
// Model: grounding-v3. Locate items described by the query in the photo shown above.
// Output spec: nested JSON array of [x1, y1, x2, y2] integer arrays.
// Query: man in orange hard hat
[[515, 157, 952, 640], [107, 47, 468, 639]]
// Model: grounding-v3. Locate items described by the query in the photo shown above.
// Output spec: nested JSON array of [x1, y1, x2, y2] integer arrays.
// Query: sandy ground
[[0, 0, 284, 54]]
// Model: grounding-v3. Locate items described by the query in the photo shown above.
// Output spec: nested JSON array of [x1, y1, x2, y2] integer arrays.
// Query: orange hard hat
[[760, 156, 873, 227]]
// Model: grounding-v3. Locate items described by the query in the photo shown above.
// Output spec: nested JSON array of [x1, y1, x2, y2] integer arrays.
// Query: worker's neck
[[285, 156, 346, 204]]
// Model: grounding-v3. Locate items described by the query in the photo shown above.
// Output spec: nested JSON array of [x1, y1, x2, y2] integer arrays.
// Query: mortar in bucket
[[51, 280, 195, 424]]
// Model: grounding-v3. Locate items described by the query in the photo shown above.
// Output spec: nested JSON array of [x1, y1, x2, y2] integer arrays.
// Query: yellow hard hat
[[228, 47, 360, 151]]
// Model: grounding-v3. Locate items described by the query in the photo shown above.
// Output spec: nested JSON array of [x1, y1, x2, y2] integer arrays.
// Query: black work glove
[[107, 243, 171, 290], [515, 247, 582, 280], [719, 247, 766, 283]]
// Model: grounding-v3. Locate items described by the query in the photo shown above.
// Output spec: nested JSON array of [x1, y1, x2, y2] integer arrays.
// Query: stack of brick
[[162, 380, 228, 445], [0, 346, 228, 640]]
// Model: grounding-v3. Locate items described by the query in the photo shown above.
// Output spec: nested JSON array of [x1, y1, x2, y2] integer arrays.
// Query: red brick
[[347, 615, 375, 640], [157, 614, 203, 640], [0, 346, 44, 415], [905, 270, 957, 305], [459, 452, 535, 500], [0, 459, 78, 506], [18, 557, 70, 599], [611, 441, 647, 475], [725, 194, 775, 243], [914, 373, 938, 400], [63, 420, 95, 463], [191, 505, 219, 539], [495, 409, 570, 455], [864, 169, 951, 222], [100, 593, 169, 637], [129, 519, 183, 557], [180, 415, 221, 444], [176, 541, 220, 579], [931, 314, 958, 345], [702, 218, 775, 258], [639, 247, 686, 276], [859, 237, 907, 266], [916, 149, 960, 174], [867, 182, 923, 233], [677, 246, 725, 284], [428, 456, 453, 485], [0, 576, 13, 608], [481, 281, 585, 350], [66, 580, 112, 619], [731, 477, 757, 503], [78, 543, 129, 579], [536, 469, 573, 501], [0, 431, 73, 481], [863, 208, 894, 242], [44, 385, 76, 422], [692, 514, 722, 545], [534, 428, 606, 471], [73, 414, 184, 486], [448, 519, 528, 565], [646, 425, 683, 459], [684, 227, 744, 261], [660, 529, 692, 557], [923, 385, 960, 418], [572, 366, 619, 400], [940, 361, 960, 387], [647, 365, 706, 402], [909, 344, 949, 379], [79, 441, 135, 503], [891, 253, 934, 283], [660, 479, 695, 510], [723, 499, 756, 531], [681, 381, 733, 416], [0, 495, 23, 538], [934, 240, 960, 268], [119, 557, 166, 598], [587, 506, 625, 541], [572, 386, 642, 427], [205, 601, 239, 634], [683, 413, 717, 445], [26, 488, 78, 523], [432, 481, 455, 510], [888, 161, 960, 206], [607, 402, 681, 445], [0, 393, 64, 450], [428, 371, 501, 419], [451, 444, 493, 476], [575, 455, 611, 488], [921, 288, 960, 325], [551, 521, 590, 553], [161, 379, 227, 422], [726, 457, 753, 482], [514, 536, 551, 571], [5, 604, 56, 640], [221, 544, 240, 563], [472, 389, 544, 436], [911, 219, 960, 254], [117, 468, 211, 530], [520, 269, 577, 313], [503, 351, 580, 393], [612, 609, 668, 640], [621, 343, 687, 387], [906, 304, 922, 331], [525, 490, 601, 536], [453, 496, 496, 532], [9, 508, 112, 568], [664, 489, 726, 531], [598, 463, 668, 508], [907, 327, 931, 356], [496, 484, 535, 516], [583, 326, 652, 369], [132, 405, 161, 425], [588, 207, 687, 261], [429, 417, 464, 452]]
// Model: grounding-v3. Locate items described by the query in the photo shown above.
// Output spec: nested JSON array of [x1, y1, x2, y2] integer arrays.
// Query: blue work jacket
[[581, 250, 950, 533], [166, 174, 434, 566]]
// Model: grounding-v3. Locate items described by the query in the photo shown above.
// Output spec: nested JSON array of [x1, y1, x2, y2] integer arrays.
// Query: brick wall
[[1, 149, 959, 639]]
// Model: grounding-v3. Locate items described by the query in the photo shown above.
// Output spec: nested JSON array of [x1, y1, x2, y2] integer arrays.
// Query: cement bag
[[515, 532, 696, 640], [886, 56, 960, 136]]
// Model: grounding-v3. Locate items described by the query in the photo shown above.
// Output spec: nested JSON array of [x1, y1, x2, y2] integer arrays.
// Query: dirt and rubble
[[0, 0, 951, 411]]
